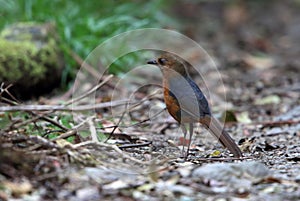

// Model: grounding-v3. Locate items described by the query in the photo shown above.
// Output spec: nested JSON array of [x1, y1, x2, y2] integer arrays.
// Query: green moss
[[38, 38, 60, 68], [0, 39, 45, 84], [0, 22, 62, 86]]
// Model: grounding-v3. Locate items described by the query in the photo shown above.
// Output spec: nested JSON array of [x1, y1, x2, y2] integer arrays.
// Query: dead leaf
[[254, 95, 281, 105], [3, 180, 32, 197], [243, 54, 275, 69], [236, 111, 252, 123]]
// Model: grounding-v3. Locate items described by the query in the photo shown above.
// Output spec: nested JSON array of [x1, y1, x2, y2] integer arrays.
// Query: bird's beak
[[147, 59, 158, 65]]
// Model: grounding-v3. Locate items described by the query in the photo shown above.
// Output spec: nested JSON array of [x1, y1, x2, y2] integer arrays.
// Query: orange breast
[[164, 88, 181, 122], [164, 88, 199, 123]]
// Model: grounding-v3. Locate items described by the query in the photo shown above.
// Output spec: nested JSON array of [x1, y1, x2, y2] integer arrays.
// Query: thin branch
[[0, 99, 131, 112], [70, 51, 102, 80], [105, 108, 127, 142], [249, 119, 300, 127], [118, 141, 152, 149], [190, 156, 252, 162], [65, 74, 113, 106], [0, 83, 20, 104], [126, 108, 166, 128], [1, 89, 70, 131], [40, 115, 69, 131], [87, 117, 98, 142], [103, 89, 162, 122], [9, 115, 40, 130], [73, 141, 149, 165], [51, 129, 77, 141]]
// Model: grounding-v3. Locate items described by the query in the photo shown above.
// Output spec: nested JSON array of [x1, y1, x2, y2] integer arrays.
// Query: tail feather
[[200, 116, 243, 158]]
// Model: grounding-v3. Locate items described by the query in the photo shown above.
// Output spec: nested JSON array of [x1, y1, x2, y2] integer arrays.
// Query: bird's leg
[[186, 123, 194, 159], [180, 124, 187, 157]]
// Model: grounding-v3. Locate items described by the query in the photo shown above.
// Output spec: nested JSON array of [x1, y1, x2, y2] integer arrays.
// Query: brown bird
[[147, 53, 242, 158]]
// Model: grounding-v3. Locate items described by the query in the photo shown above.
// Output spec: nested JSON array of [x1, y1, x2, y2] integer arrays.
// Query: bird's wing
[[168, 76, 211, 121]]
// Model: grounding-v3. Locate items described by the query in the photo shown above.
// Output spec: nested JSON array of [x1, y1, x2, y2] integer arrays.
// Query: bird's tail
[[200, 116, 243, 158]]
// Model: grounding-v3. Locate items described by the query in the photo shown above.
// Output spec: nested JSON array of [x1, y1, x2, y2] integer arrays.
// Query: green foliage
[[0, 111, 76, 142], [77, 121, 107, 142], [59, 114, 74, 129], [0, 112, 12, 129], [0, 0, 174, 80], [108, 51, 141, 74]]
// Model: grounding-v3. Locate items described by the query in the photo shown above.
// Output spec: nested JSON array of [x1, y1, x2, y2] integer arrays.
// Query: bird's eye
[[158, 58, 167, 65]]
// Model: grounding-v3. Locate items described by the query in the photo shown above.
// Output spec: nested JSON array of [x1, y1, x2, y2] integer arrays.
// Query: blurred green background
[[0, 0, 175, 86], [1, 0, 299, 91]]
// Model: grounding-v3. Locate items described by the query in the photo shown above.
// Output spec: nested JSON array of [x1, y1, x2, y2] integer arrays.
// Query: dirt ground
[[0, 1, 299, 201]]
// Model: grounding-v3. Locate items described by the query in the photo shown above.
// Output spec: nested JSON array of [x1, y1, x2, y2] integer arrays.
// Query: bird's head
[[147, 53, 188, 77]]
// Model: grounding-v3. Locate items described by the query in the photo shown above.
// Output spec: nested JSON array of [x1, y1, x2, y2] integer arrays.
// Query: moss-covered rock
[[0, 22, 64, 99]]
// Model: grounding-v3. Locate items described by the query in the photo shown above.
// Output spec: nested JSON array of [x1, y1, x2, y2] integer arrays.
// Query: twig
[[70, 51, 102, 80], [126, 108, 166, 128], [69, 50, 117, 91], [127, 89, 162, 112], [0, 99, 131, 112], [95, 108, 167, 132], [118, 141, 152, 149], [191, 156, 252, 162], [1, 92, 69, 131], [40, 115, 69, 131], [27, 135, 60, 151], [88, 117, 98, 142], [35, 171, 62, 181], [73, 141, 149, 165], [101, 89, 162, 130], [0, 83, 20, 104], [105, 108, 127, 142], [65, 74, 113, 106], [51, 129, 77, 141], [250, 119, 300, 128], [9, 115, 41, 130], [100, 89, 163, 142]]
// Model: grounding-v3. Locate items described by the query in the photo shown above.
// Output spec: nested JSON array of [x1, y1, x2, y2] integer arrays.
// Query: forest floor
[[0, 1, 299, 201]]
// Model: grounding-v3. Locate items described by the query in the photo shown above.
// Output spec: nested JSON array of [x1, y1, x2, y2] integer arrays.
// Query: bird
[[147, 53, 243, 158]]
